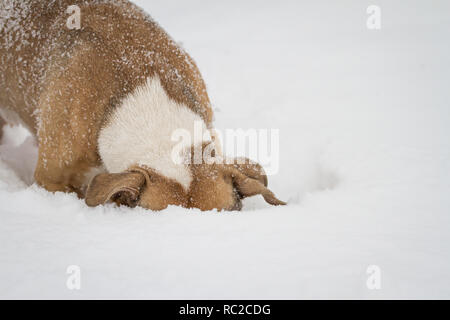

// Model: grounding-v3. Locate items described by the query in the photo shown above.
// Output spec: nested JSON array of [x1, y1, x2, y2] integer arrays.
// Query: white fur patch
[[98, 76, 210, 190], [0, 107, 27, 128]]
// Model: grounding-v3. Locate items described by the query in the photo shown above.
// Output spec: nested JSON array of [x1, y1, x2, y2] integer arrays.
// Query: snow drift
[[0, 0, 449, 299]]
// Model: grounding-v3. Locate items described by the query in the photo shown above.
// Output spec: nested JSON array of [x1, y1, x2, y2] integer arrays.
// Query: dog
[[0, 0, 285, 211]]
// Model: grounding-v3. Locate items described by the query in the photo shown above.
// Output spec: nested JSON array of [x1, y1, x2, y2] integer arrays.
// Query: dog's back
[[0, 0, 212, 133]]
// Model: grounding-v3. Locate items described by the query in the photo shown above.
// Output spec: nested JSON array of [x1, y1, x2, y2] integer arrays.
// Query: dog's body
[[0, 0, 284, 211]]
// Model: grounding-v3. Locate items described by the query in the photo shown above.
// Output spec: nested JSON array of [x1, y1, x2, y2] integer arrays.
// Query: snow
[[1, 0, 450, 299]]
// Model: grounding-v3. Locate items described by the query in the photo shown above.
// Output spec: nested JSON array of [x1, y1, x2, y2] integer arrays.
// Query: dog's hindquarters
[[33, 34, 122, 195], [1, 0, 216, 196]]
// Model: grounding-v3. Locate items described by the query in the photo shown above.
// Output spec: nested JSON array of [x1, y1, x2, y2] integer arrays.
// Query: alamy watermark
[[366, 265, 381, 290], [367, 5, 381, 30], [171, 121, 280, 175], [66, 5, 81, 30], [66, 265, 81, 290]]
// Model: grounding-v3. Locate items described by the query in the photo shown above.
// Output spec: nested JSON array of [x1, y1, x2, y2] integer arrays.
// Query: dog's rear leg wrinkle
[[0, 116, 5, 141]]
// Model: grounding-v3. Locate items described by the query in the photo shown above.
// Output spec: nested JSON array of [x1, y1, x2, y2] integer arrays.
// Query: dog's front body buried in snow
[[0, 0, 285, 211]]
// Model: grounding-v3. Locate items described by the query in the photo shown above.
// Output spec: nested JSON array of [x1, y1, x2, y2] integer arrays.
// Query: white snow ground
[[1, 0, 450, 299]]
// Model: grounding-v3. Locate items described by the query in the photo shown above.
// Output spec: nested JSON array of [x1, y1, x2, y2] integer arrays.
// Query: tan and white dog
[[0, 0, 285, 211]]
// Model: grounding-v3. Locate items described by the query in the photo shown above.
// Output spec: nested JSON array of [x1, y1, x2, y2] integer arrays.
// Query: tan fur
[[0, 0, 284, 210]]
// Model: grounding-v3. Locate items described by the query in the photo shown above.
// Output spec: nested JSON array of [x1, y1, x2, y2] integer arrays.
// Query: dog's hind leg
[[34, 98, 102, 198], [33, 38, 117, 198], [33, 84, 103, 198]]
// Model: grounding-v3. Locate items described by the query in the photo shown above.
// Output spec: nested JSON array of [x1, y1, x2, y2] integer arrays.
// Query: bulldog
[[0, 0, 285, 211]]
